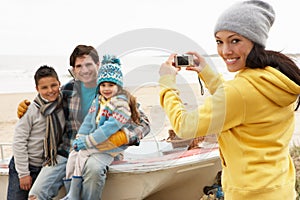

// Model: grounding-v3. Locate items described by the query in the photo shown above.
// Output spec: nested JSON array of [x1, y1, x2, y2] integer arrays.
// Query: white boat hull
[[1, 141, 221, 200], [104, 156, 221, 200], [102, 140, 221, 199]]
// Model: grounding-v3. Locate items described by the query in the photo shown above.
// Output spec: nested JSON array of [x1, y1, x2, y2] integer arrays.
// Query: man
[[19, 45, 150, 199]]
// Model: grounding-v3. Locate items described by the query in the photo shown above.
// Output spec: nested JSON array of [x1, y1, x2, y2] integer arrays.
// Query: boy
[[7, 65, 65, 200]]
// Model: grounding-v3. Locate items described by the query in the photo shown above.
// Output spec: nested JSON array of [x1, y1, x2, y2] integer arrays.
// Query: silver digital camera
[[175, 54, 194, 67]]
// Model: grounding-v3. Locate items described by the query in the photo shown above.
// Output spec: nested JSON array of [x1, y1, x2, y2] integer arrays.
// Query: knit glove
[[108, 130, 128, 147], [17, 99, 31, 118], [72, 136, 87, 151]]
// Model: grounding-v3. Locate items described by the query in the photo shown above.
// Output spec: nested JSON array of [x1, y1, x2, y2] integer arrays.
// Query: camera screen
[[177, 56, 189, 65]]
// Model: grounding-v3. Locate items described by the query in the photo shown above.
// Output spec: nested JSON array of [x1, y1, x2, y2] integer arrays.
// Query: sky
[[1, 0, 299, 56]]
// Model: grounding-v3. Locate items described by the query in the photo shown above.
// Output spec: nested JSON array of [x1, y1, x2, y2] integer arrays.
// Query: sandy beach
[[0, 83, 299, 160], [0, 83, 206, 158]]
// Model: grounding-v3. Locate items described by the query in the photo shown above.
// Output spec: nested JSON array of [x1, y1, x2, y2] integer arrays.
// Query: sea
[[0, 53, 299, 94]]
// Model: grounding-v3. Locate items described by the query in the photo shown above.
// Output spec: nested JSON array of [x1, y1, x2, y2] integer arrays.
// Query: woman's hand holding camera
[[159, 53, 180, 76], [159, 52, 207, 77], [185, 51, 207, 73]]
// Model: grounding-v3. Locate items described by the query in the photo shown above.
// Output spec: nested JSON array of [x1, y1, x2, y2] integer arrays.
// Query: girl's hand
[[159, 53, 180, 76], [72, 136, 87, 151], [185, 51, 207, 73]]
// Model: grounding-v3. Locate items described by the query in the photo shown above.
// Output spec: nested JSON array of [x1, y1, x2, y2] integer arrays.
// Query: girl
[[61, 55, 140, 200]]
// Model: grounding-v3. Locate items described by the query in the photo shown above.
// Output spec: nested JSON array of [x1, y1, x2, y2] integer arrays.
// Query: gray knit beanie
[[214, 0, 275, 48]]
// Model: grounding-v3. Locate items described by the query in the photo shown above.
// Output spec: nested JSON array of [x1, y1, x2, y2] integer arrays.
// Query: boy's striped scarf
[[34, 94, 63, 166]]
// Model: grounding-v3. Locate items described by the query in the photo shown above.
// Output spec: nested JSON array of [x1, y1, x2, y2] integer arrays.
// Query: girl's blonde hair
[[117, 87, 140, 125]]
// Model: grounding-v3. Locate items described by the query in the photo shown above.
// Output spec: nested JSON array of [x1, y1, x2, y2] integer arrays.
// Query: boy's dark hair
[[34, 65, 59, 86], [69, 45, 99, 67]]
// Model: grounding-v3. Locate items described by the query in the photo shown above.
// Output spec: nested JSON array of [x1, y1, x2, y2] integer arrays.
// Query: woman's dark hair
[[246, 44, 300, 110]]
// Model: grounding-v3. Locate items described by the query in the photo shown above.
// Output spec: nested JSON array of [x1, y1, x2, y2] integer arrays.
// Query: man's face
[[72, 55, 99, 87]]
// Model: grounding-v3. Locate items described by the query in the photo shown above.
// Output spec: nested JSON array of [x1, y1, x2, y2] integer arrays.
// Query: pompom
[[101, 54, 121, 65]]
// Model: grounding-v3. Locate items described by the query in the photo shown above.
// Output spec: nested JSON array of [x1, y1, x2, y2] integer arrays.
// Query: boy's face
[[99, 82, 118, 99], [72, 55, 99, 87], [36, 77, 60, 102]]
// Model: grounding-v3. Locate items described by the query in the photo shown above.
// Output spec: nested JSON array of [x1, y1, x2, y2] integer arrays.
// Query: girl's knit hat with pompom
[[98, 54, 123, 87]]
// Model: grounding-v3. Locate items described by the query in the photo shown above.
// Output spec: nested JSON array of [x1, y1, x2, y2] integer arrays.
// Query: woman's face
[[215, 30, 254, 72]]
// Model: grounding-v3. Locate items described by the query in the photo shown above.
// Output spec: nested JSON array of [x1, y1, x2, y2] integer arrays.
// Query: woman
[[159, 0, 300, 199]]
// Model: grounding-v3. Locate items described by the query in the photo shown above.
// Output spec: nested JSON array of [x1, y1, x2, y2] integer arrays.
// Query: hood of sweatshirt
[[236, 66, 300, 107]]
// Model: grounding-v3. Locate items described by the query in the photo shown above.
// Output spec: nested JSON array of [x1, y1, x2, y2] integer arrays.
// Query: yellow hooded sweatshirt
[[160, 65, 300, 200]]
